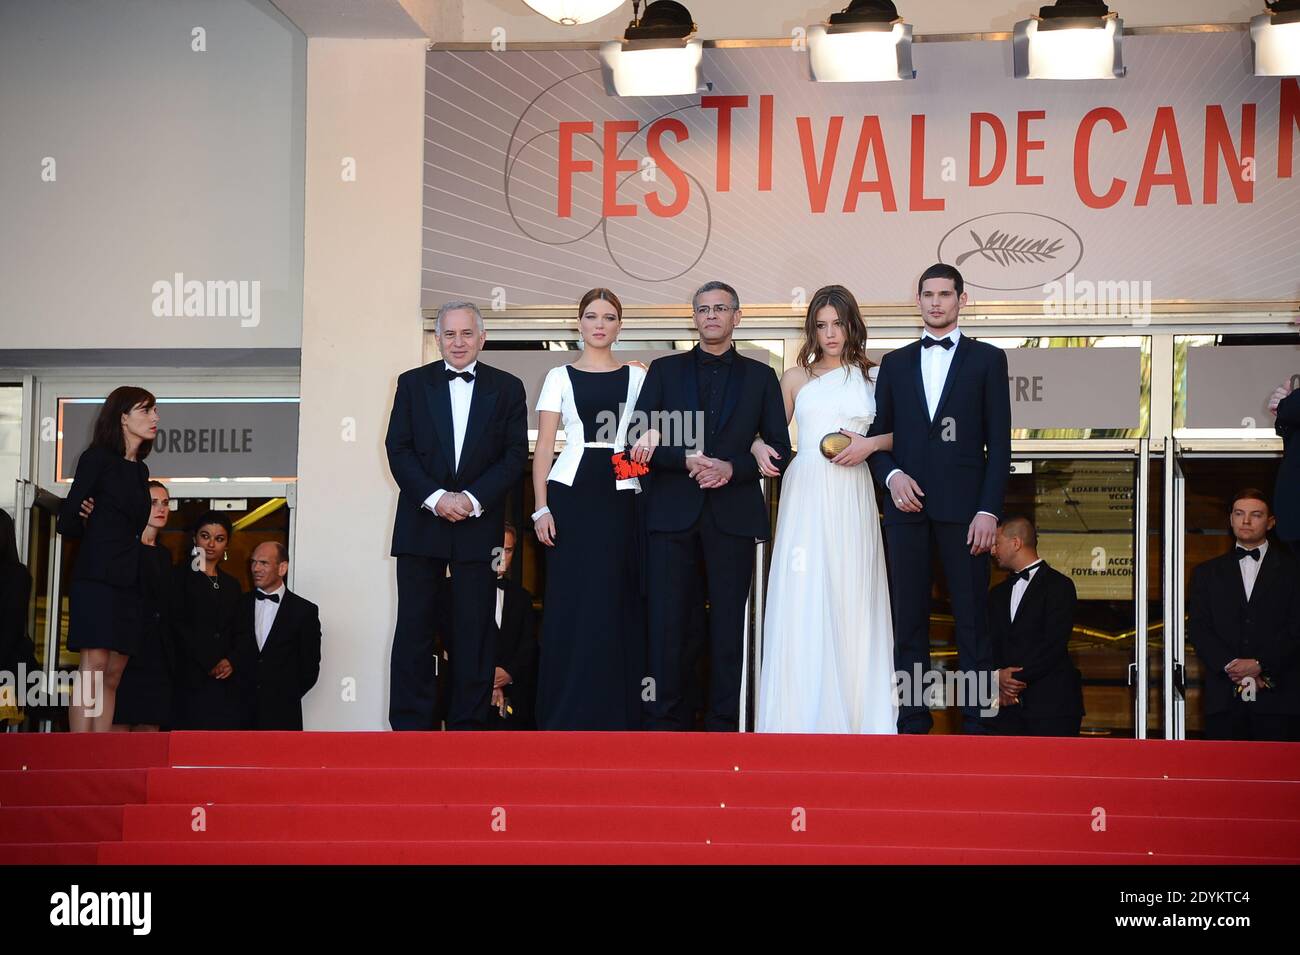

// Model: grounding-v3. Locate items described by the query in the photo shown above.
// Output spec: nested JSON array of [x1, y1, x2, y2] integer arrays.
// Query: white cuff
[[885, 469, 902, 488], [464, 491, 483, 518], [976, 511, 997, 520], [423, 489, 446, 512], [531, 505, 551, 522]]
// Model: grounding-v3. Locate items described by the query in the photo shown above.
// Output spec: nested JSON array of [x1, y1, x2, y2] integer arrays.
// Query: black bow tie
[[1013, 564, 1039, 582], [446, 369, 475, 382], [1236, 546, 1261, 562], [921, 336, 954, 350], [255, 591, 281, 603]]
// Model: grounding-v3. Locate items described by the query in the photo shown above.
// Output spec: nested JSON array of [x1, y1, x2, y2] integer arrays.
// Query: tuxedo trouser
[[390, 555, 496, 731], [1204, 707, 1300, 742], [884, 519, 993, 734], [992, 707, 1082, 738], [645, 502, 755, 732]]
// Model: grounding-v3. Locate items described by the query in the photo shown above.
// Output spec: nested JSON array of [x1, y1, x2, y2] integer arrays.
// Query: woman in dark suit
[[1, 509, 35, 721], [58, 386, 157, 732], [171, 512, 248, 730], [113, 481, 175, 731]]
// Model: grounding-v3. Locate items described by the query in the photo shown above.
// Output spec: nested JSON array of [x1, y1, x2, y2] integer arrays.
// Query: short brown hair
[[999, 514, 1038, 548], [1230, 488, 1271, 515]]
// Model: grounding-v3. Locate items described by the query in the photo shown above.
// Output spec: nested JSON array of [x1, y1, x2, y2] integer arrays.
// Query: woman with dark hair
[[113, 481, 175, 731], [750, 285, 898, 734], [0, 509, 36, 709], [57, 386, 158, 731], [170, 511, 248, 729], [531, 288, 647, 730]]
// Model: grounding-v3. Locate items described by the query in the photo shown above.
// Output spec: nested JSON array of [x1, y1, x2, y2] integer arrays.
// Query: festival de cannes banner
[[424, 31, 1299, 308]]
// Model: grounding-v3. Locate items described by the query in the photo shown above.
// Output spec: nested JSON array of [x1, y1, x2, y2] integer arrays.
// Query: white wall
[[0, 0, 306, 350], [458, 0, 1260, 42], [295, 38, 428, 730]]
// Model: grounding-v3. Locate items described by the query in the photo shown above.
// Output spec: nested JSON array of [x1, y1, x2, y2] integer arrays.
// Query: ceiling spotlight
[[599, 1, 703, 97], [1252, 0, 1300, 76], [522, 1, 625, 26], [1013, 1, 1126, 80], [808, 0, 915, 82]]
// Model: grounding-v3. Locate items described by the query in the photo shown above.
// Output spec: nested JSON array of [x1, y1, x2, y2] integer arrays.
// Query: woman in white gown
[[752, 285, 898, 734]]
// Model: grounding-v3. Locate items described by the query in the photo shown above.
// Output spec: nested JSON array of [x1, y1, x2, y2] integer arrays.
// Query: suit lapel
[[1223, 554, 1249, 609], [715, 353, 747, 433], [908, 342, 928, 422], [425, 361, 456, 472], [457, 365, 499, 480], [257, 590, 291, 653], [684, 349, 701, 413], [1246, 546, 1278, 606], [929, 334, 971, 434]]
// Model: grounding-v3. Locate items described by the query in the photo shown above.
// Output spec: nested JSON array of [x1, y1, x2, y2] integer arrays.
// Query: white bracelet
[[530, 506, 551, 522]]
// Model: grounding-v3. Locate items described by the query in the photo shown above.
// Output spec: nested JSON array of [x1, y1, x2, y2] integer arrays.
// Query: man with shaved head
[[238, 540, 322, 730], [987, 516, 1083, 737]]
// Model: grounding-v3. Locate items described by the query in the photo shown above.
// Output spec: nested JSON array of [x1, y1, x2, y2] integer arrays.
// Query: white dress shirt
[[423, 359, 483, 517], [494, 581, 505, 629], [1237, 539, 1268, 601], [885, 328, 995, 520], [254, 582, 286, 651], [1009, 559, 1044, 623]]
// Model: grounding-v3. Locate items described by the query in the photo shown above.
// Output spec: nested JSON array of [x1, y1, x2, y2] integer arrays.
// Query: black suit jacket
[[1275, 391, 1299, 542], [57, 446, 151, 587], [0, 562, 35, 674], [988, 562, 1083, 718], [386, 360, 528, 562], [867, 335, 1012, 525], [492, 578, 538, 727], [1188, 544, 1300, 716], [632, 348, 791, 539], [238, 588, 322, 731]]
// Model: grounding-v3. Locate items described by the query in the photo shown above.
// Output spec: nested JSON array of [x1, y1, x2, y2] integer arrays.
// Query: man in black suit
[[1188, 489, 1300, 742], [238, 541, 321, 731], [385, 301, 528, 730], [487, 523, 538, 729], [987, 516, 1083, 737], [866, 263, 1012, 734], [630, 281, 792, 731], [1270, 382, 1299, 551]]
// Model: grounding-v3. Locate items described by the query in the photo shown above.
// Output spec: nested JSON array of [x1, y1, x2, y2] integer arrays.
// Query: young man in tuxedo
[[238, 541, 321, 731], [987, 516, 1083, 737], [1188, 489, 1300, 742], [865, 263, 1012, 734], [1270, 382, 1299, 552], [487, 523, 538, 729], [385, 301, 528, 730], [630, 281, 792, 731]]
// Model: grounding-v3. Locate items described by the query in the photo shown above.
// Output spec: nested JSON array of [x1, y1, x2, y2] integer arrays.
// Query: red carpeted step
[[0, 733, 171, 771], [0, 769, 149, 807], [115, 803, 1300, 859], [0, 806, 123, 843], [93, 839, 1283, 865], [138, 766, 1300, 819], [0, 843, 101, 865], [161, 731, 1300, 780]]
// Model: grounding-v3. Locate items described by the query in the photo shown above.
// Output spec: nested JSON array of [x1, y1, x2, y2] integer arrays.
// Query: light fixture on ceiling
[[522, 1, 626, 27], [599, 0, 704, 97], [1013, 1, 1126, 80], [1252, 0, 1300, 76], [808, 0, 915, 82]]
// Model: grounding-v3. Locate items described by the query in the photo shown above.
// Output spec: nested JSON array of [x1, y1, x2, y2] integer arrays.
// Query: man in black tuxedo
[[1188, 489, 1300, 742], [987, 516, 1083, 737], [385, 301, 528, 730], [238, 541, 321, 731], [630, 281, 792, 731], [1270, 382, 1299, 551], [486, 523, 538, 729], [866, 263, 1012, 734]]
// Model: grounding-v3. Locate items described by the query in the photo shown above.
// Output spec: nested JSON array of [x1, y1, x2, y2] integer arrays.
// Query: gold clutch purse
[[820, 432, 852, 459]]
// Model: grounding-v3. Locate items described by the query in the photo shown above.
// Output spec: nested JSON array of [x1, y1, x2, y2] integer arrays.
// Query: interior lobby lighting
[[599, 0, 704, 97], [1013, 0, 1126, 80], [808, 0, 915, 82], [522, 1, 626, 27], [1252, 0, 1300, 76]]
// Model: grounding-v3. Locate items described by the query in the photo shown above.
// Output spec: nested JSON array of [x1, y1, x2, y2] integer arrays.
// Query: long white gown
[[757, 365, 898, 734]]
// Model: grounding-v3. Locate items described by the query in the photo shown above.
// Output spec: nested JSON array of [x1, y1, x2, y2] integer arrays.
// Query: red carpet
[[2, 732, 1298, 864]]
